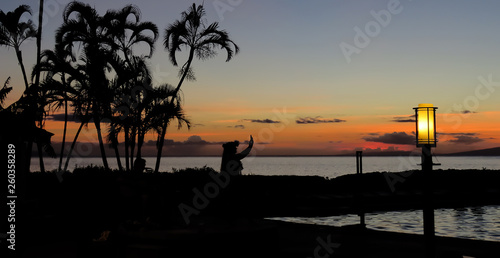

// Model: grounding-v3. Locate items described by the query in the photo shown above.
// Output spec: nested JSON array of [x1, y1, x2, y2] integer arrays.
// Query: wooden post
[[356, 151, 365, 227], [356, 151, 363, 175]]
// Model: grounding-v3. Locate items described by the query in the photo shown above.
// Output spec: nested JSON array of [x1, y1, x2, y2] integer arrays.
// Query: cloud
[[439, 133, 477, 136], [328, 140, 343, 144], [391, 115, 416, 123], [447, 136, 483, 145], [144, 135, 219, 146], [185, 135, 206, 144], [461, 110, 477, 114], [243, 119, 281, 124], [193, 123, 205, 127], [442, 133, 484, 145], [363, 132, 415, 145], [47, 113, 79, 122], [227, 125, 245, 129], [47, 113, 112, 123], [339, 146, 415, 156], [296, 116, 346, 124], [446, 109, 478, 115]]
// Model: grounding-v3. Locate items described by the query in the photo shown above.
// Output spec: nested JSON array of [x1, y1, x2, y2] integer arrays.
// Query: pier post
[[356, 151, 363, 175], [356, 151, 365, 227]]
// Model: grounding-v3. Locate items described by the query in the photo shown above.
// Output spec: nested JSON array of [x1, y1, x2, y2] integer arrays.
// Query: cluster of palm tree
[[0, 2, 238, 173]]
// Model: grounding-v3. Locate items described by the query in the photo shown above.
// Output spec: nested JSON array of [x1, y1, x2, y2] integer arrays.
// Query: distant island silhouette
[[441, 147, 500, 156], [28, 146, 500, 158]]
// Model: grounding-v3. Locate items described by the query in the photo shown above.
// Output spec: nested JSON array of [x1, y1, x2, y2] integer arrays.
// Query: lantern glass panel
[[416, 103, 436, 146]]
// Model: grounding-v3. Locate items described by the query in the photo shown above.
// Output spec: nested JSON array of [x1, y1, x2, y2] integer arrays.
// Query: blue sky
[[2, 0, 500, 155]]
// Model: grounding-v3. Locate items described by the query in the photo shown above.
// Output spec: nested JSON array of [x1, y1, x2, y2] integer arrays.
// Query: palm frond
[[0, 76, 12, 108]]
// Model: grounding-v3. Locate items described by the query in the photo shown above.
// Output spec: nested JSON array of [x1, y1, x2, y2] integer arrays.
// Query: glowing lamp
[[414, 103, 437, 147]]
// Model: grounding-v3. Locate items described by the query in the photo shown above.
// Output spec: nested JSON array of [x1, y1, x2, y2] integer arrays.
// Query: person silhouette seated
[[133, 158, 146, 173], [220, 135, 254, 175]]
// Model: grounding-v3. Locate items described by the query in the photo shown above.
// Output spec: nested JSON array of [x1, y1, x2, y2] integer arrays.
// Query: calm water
[[32, 156, 500, 242], [32, 156, 500, 177], [269, 205, 500, 242]]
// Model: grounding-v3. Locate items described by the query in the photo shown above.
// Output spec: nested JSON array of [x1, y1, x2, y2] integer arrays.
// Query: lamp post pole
[[422, 144, 435, 257]]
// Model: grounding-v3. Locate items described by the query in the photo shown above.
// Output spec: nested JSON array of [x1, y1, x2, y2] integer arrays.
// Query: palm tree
[[0, 5, 37, 172], [106, 115, 124, 171], [0, 77, 13, 109], [156, 3, 239, 171], [108, 51, 152, 170], [33, 0, 46, 172], [105, 4, 158, 67], [164, 3, 239, 96], [33, 0, 44, 88], [56, 1, 117, 169], [0, 5, 37, 91], [104, 5, 158, 170], [151, 85, 191, 173], [63, 76, 92, 172], [35, 47, 78, 171]]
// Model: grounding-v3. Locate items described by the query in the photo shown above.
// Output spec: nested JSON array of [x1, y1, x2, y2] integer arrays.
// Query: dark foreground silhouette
[[18, 168, 500, 257]]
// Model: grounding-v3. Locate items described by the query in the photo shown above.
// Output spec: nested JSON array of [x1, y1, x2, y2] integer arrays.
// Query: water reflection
[[268, 205, 500, 242]]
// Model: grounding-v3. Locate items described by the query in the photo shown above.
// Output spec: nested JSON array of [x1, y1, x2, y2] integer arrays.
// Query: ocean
[[269, 204, 500, 242], [32, 156, 500, 177], [30, 156, 500, 242]]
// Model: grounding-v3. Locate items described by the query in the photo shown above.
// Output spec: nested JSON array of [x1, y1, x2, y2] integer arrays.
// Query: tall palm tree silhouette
[[106, 5, 158, 170], [56, 1, 117, 169], [33, 0, 46, 172], [106, 114, 124, 171], [156, 3, 239, 172], [0, 5, 36, 91], [107, 55, 150, 171], [35, 47, 78, 171], [164, 3, 239, 95], [62, 67, 93, 172], [33, 0, 44, 90], [0, 5, 40, 171]]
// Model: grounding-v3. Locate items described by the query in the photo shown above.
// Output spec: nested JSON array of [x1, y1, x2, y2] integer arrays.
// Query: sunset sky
[[2, 0, 500, 156]]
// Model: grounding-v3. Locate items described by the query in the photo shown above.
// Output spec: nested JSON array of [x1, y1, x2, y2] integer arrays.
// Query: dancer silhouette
[[220, 135, 254, 175]]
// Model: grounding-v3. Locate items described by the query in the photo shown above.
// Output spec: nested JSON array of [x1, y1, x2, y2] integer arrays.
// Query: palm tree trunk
[[112, 140, 123, 171], [154, 123, 167, 173], [34, 0, 43, 88], [35, 0, 45, 173], [153, 48, 195, 173], [136, 129, 145, 160], [17, 45, 32, 171], [64, 120, 85, 171], [25, 140, 33, 173], [15, 47, 30, 91], [129, 125, 136, 169], [37, 142, 45, 172], [58, 99, 68, 171], [124, 125, 130, 171], [94, 117, 109, 170], [173, 48, 195, 96]]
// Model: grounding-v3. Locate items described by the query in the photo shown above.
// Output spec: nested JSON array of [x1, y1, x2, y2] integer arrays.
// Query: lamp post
[[414, 103, 437, 257]]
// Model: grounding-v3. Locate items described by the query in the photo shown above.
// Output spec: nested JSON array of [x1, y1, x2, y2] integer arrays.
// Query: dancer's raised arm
[[236, 135, 253, 159]]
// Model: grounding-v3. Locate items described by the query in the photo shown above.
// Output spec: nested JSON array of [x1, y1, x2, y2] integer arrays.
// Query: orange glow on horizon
[[40, 107, 500, 156]]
